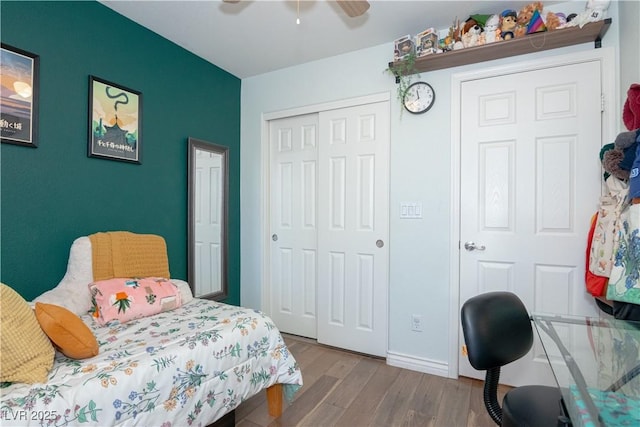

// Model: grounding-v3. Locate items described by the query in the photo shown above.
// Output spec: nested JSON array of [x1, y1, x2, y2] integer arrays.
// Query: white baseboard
[[386, 351, 449, 378]]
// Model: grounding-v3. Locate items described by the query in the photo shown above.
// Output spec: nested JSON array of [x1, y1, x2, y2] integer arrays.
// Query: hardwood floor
[[235, 334, 510, 427]]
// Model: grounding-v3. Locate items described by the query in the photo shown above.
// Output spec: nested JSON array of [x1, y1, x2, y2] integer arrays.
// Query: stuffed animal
[[566, 0, 611, 28], [468, 14, 492, 29], [543, 11, 566, 31], [500, 9, 517, 40], [462, 17, 478, 35], [443, 18, 462, 51], [527, 9, 547, 33], [515, 2, 545, 37], [484, 14, 501, 43], [459, 15, 490, 48], [462, 24, 484, 48]]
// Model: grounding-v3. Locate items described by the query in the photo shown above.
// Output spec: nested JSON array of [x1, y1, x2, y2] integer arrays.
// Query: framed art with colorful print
[[1, 43, 39, 147], [88, 75, 142, 164]]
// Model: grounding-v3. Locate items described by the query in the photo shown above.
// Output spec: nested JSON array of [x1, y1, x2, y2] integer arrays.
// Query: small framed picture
[[88, 75, 142, 164], [1, 43, 39, 147]]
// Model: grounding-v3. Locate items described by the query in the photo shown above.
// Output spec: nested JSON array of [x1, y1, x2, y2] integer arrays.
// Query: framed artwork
[[1, 43, 39, 147], [88, 75, 142, 164]]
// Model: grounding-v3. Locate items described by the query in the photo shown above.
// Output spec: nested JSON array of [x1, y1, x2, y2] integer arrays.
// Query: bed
[[0, 233, 302, 426]]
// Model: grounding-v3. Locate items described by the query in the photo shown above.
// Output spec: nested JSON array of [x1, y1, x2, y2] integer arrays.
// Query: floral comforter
[[0, 299, 302, 426]]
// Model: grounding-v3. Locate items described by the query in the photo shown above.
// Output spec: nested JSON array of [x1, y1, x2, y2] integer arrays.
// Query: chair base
[[502, 385, 563, 427]]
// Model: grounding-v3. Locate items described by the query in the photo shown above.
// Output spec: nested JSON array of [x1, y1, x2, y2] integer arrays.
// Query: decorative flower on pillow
[[112, 291, 133, 313]]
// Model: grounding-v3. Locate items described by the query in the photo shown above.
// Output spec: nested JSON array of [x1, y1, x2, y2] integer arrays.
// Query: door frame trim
[[448, 48, 617, 378], [260, 92, 391, 319]]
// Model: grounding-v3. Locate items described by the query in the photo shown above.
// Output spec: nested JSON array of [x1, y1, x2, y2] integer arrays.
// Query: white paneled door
[[269, 113, 319, 339], [194, 150, 223, 296], [459, 61, 602, 387], [317, 101, 390, 357], [268, 100, 390, 357]]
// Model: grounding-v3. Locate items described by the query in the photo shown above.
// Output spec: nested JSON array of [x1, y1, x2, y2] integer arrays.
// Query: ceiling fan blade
[[336, 0, 370, 18]]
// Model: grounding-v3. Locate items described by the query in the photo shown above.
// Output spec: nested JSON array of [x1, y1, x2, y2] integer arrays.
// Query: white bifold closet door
[[269, 100, 390, 357]]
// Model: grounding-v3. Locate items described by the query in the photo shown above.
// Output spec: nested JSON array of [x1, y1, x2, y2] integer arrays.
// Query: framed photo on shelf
[[88, 75, 142, 164], [1, 43, 39, 147]]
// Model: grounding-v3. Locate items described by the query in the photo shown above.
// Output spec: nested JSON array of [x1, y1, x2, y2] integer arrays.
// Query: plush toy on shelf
[[543, 11, 566, 30], [461, 24, 484, 48], [484, 14, 501, 43], [442, 18, 463, 51], [565, 0, 611, 28], [500, 9, 518, 40], [515, 2, 545, 37], [462, 16, 480, 35]]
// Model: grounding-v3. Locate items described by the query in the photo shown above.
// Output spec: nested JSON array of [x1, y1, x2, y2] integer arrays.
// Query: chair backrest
[[461, 291, 533, 370]]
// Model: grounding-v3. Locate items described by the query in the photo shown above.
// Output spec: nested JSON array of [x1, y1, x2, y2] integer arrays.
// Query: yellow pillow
[[0, 283, 55, 384], [35, 302, 99, 359]]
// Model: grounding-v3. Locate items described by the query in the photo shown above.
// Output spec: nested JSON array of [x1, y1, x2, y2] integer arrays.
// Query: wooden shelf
[[388, 18, 611, 78]]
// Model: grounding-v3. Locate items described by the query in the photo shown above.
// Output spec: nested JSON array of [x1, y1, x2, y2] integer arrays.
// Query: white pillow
[[32, 236, 194, 315], [33, 237, 93, 315], [172, 279, 194, 305]]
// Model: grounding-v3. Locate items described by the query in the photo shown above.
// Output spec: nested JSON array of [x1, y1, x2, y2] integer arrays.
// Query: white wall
[[619, 0, 640, 120], [241, 2, 621, 372]]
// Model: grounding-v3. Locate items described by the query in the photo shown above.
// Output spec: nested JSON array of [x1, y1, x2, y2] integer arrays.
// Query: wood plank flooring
[[235, 334, 511, 427]]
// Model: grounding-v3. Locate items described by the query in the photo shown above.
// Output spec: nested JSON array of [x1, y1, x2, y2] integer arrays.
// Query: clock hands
[[404, 82, 434, 114]]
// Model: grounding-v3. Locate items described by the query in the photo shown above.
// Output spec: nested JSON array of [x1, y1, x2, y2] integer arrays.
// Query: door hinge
[[601, 93, 605, 112]]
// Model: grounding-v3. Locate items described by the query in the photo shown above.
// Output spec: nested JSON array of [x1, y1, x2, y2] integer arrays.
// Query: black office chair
[[460, 291, 565, 427]]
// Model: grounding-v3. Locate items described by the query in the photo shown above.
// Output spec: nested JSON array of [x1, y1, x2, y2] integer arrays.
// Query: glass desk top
[[532, 313, 640, 427]]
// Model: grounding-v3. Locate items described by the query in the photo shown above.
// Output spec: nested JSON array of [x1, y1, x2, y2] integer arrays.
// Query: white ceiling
[[100, 0, 565, 79]]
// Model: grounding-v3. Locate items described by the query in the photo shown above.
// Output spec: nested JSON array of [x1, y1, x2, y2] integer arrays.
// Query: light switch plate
[[400, 202, 423, 219]]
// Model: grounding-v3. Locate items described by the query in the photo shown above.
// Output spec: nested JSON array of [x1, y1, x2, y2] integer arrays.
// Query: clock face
[[403, 82, 435, 114]]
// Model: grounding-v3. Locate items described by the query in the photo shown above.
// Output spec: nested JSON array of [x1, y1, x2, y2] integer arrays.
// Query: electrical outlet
[[411, 314, 423, 332]]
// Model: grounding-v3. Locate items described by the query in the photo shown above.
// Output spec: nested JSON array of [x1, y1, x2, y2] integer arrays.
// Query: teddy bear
[[515, 2, 545, 37], [543, 11, 566, 31]]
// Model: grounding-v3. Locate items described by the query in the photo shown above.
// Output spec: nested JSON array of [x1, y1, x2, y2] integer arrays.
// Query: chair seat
[[502, 385, 563, 427]]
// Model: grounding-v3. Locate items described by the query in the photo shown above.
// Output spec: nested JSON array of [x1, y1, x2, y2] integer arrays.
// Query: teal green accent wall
[[0, 1, 241, 305]]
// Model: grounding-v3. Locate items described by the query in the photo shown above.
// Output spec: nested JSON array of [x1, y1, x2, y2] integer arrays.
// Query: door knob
[[464, 241, 485, 251], [376, 239, 384, 248], [272, 234, 278, 242]]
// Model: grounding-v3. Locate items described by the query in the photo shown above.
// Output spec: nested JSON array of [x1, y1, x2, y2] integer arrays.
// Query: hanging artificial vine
[[385, 52, 419, 108]]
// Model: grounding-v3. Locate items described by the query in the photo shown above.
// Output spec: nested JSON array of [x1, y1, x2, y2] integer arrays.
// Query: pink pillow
[[89, 278, 182, 326]]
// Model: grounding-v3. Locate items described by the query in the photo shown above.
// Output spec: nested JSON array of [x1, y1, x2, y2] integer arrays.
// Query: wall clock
[[403, 81, 435, 114]]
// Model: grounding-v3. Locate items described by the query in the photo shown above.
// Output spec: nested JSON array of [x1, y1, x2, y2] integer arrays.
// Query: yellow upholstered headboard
[[89, 231, 170, 281]]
